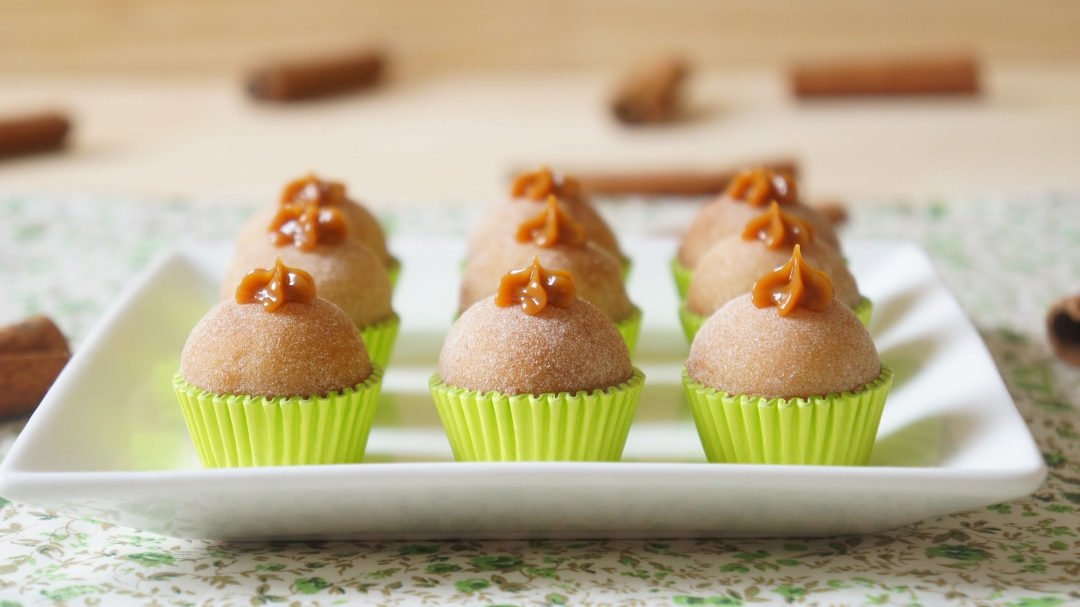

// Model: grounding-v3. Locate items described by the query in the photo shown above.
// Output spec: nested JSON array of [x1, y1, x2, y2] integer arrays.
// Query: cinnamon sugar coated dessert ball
[[687, 237, 860, 317], [181, 298, 371, 399], [460, 241, 633, 321], [686, 294, 880, 400], [679, 199, 840, 269], [466, 197, 622, 262], [439, 297, 633, 396], [236, 200, 392, 265], [221, 239, 393, 328]]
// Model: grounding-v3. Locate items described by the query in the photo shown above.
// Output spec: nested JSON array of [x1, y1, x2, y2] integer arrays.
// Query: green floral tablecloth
[[0, 194, 1078, 607]]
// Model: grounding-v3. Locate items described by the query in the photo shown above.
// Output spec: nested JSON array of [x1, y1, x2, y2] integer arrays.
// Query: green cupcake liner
[[620, 255, 632, 281], [386, 256, 402, 289], [678, 302, 707, 345], [853, 296, 873, 328], [682, 365, 892, 465], [671, 257, 693, 301], [430, 368, 645, 461], [173, 366, 384, 468], [616, 305, 643, 357], [358, 313, 399, 368], [679, 296, 873, 345]]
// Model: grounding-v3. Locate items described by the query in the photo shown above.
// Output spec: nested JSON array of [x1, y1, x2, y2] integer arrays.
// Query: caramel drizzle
[[511, 167, 582, 201], [264, 174, 350, 251], [515, 195, 587, 248], [235, 258, 317, 313], [495, 256, 577, 315], [268, 201, 347, 251], [280, 174, 347, 207], [752, 245, 835, 316], [726, 167, 798, 207], [742, 201, 816, 249]]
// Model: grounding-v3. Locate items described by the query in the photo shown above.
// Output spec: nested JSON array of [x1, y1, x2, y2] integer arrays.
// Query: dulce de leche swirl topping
[[726, 167, 798, 207], [752, 245, 835, 316], [266, 174, 349, 251], [268, 200, 347, 251], [516, 195, 587, 248], [495, 256, 577, 315], [742, 201, 816, 250], [281, 174, 347, 207], [235, 258, 317, 313], [511, 167, 582, 202]]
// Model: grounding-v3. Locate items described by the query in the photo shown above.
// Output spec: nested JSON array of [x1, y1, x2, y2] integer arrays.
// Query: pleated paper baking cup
[[671, 257, 693, 301], [620, 255, 632, 281], [682, 365, 892, 465], [386, 256, 402, 289], [358, 313, 399, 368], [173, 366, 384, 468], [430, 368, 645, 462], [615, 305, 643, 356], [853, 297, 873, 328], [678, 302, 708, 345]]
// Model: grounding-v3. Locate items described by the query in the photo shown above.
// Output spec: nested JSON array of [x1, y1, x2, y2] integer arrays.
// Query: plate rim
[[0, 237, 1048, 525]]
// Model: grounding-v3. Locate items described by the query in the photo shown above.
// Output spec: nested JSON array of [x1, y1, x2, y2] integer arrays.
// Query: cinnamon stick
[[611, 57, 689, 125], [247, 50, 385, 101], [574, 159, 799, 197], [792, 56, 979, 98], [0, 112, 71, 159], [0, 316, 71, 417], [1048, 294, 1080, 368]]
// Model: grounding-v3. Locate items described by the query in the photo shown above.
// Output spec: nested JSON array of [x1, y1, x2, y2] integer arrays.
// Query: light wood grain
[[3, 0, 1080, 78], [2, 66, 1080, 206]]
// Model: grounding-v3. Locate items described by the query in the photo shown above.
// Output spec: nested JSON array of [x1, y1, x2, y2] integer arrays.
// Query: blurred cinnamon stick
[[0, 316, 71, 417], [792, 55, 979, 98], [575, 159, 798, 197], [0, 112, 71, 159], [247, 50, 385, 101], [611, 56, 689, 125], [1048, 295, 1080, 368]]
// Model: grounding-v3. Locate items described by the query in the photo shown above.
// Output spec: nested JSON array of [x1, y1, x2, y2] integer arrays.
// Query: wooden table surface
[[1, 66, 1080, 208]]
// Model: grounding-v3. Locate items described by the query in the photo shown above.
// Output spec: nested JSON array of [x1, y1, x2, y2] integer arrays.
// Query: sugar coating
[[686, 237, 861, 316], [459, 240, 634, 322], [181, 298, 371, 399], [221, 238, 393, 328], [235, 199, 391, 265], [439, 297, 633, 396], [678, 195, 841, 268], [686, 295, 880, 400], [465, 196, 622, 261]]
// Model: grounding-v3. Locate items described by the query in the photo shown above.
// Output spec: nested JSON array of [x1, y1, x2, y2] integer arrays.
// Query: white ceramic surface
[[0, 237, 1045, 540]]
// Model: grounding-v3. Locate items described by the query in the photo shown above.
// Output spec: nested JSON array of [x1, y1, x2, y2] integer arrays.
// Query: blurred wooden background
[[3, 0, 1080, 78], [1, 0, 1079, 205]]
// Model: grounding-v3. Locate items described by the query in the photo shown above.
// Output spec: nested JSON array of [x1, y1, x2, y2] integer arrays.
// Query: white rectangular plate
[[0, 237, 1045, 540]]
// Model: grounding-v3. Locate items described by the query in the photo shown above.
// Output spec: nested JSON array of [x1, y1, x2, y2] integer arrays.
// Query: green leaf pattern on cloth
[[0, 195, 1078, 605]]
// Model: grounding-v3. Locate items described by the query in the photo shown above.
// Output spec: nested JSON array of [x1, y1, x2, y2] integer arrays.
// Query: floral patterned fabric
[[0, 194, 1078, 606]]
